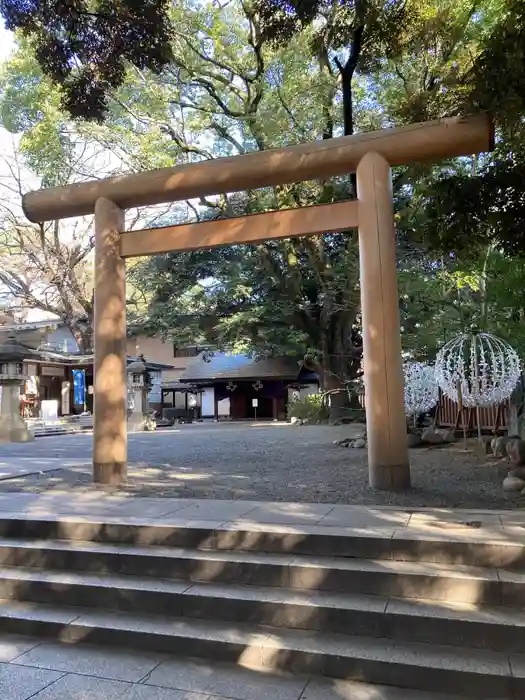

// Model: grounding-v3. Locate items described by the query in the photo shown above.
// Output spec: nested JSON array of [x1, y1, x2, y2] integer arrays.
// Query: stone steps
[[1, 514, 524, 567], [0, 515, 523, 697], [0, 565, 522, 653], [0, 538, 512, 604], [0, 599, 521, 698]]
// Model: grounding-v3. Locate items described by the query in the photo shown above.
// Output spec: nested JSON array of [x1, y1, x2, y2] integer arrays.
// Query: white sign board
[[41, 365, 65, 377], [61, 381, 70, 415], [252, 398, 258, 408], [41, 400, 59, 421]]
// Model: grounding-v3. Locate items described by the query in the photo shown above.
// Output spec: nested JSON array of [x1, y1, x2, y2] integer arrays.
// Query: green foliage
[[1, 1, 173, 121], [287, 393, 329, 422], [468, 0, 525, 127], [3, 0, 525, 377]]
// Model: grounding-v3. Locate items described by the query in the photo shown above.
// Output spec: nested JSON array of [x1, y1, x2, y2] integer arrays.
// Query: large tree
[[1, 0, 173, 121], [3, 0, 523, 410]]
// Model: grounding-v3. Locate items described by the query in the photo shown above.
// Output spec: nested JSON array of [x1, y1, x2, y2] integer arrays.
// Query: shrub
[[287, 393, 329, 422]]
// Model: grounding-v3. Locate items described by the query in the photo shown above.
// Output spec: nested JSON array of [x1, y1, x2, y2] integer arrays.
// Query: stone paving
[[0, 632, 470, 700], [0, 488, 522, 543], [0, 423, 521, 509], [0, 486, 521, 698]]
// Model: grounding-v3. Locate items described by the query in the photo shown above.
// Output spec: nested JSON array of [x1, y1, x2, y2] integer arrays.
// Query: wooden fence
[[434, 389, 509, 435]]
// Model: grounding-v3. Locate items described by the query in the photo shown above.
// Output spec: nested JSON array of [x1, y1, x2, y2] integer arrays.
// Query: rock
[[335, 438, 352, 447], [144, 416, 157, 431], [290, 417, 302, 426], [353, 438, 366, 449], [436, 429, 455, 443], [421, 426, 444, 444], [492, 436, 512, 458], [407, 432, 423, 448], [302, 418, 309, 426], [507, 438, 525, 466], [480, 436, 493, 455], [503, 475, 525, 492], [509, 467, 525, 480]]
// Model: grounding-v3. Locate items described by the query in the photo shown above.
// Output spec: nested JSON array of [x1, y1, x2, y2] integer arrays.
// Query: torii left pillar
[[93, 197, 127, 484]]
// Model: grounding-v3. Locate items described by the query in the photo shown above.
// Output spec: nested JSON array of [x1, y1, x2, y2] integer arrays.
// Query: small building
[[19, 351, 173, 419], [162, 353, 319, 421]]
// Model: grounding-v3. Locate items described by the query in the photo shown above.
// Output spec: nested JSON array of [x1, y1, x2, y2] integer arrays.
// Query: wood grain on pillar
[[356, 152, 410, 490], [93, 197, 127, 484]]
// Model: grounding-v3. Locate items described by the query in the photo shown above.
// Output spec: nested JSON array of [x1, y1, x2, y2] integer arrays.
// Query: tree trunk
[[323, 369, 347, 421], [321, 354, 361, 421], [72, 324, 94, 354]]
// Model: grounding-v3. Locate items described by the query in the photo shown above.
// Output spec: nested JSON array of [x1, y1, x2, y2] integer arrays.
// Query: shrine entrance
[[22, 114, 494, 490]]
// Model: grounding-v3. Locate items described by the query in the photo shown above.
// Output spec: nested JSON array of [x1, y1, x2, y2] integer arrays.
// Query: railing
[[435, 390, 509, 434]]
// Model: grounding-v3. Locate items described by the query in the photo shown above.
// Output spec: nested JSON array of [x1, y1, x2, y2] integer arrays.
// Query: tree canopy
[[1, 0, 525, 413], [1, 0, 173, 121]]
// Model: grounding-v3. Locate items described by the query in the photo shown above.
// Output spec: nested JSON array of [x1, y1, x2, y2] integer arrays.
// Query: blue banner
[[72, 369, 86, 406]]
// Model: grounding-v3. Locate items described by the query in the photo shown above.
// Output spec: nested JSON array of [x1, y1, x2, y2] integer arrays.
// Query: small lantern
[[127, 355, 147, 388], [0, 333, 33, 381]]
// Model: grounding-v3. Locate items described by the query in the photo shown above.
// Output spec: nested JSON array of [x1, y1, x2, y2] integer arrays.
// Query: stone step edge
[[0, 601, 520, 699], [0, 515, 523, 564], [0, 537, 502, 582], [0, 565, 522, 641]]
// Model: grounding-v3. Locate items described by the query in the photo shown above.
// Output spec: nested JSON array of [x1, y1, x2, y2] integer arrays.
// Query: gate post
[[93, 197, 127, 484], [356, 152, 410, 489]]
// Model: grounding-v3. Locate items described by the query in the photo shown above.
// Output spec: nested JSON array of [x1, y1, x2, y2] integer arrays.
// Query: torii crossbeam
[[23, 114, 494, 490]]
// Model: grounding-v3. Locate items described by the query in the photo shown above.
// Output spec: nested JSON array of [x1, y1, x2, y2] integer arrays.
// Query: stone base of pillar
[[128, 412, 147, 432], [93, 461, 127, 485], [369, 463, 411, 491], [0, 416, 34, 443], [127, 413, 156, 432], [0, 381, 34, 443]]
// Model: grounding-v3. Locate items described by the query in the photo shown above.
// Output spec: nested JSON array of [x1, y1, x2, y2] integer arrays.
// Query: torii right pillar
[[357, 152, 410, 490]]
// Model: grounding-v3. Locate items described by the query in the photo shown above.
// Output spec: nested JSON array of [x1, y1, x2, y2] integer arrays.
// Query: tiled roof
[[180, 353, 304, 382]]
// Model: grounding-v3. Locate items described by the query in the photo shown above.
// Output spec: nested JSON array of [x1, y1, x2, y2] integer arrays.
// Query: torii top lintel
[[22, 113, 493, 223]]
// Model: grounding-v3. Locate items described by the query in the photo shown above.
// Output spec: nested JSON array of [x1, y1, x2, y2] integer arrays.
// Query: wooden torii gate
[[22, 114, 494, 490]]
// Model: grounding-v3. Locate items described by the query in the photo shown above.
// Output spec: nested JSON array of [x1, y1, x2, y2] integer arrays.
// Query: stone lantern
[[0, 334, 35, 442], [126, 355, 155, 432]]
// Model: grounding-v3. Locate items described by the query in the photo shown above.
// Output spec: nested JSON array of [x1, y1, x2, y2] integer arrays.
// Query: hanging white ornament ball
[[435, 332, 521, 408], [403, 362, 439, 416]]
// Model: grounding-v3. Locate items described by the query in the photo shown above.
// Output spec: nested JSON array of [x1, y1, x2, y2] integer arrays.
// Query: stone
[[503, 475, 525, 492], [481, 436, 493, 455], [421, 426, 444, 444], [0, 382, 34, 443], [436, 429, 456, 443], [506, 438, 525, 466], [290, 417, 302, 426], [509, 467, 525, 480], [492, 436, 513, 458], [302, 418, 309, 426], [407, 432, 423, 448], [353, 438, 366, 449], [144, 416, 157, 431]]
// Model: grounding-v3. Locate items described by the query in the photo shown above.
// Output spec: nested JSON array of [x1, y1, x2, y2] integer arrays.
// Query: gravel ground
[[0, 422, 521, 509]]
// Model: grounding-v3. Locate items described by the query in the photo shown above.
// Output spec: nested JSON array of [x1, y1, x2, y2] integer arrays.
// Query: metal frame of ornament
[[226, 381, 237, 392], [252, 380, 263, 391], [435, 331, 521, 408]]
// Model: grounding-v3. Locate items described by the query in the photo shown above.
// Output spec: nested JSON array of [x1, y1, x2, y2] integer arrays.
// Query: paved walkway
[[0, 490, 523, 545], [0, 456, 83, 481], [0, 632, 470, 700]]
